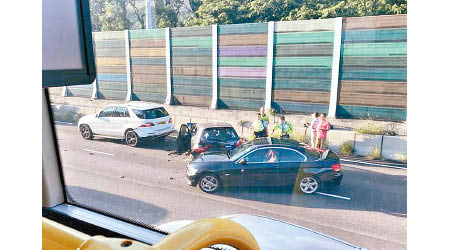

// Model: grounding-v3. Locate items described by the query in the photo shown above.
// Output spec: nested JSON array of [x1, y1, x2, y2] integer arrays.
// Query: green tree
[[89, 0, 108, 32], [285, 0, 407, 21], [99, 1, 129, 31], [246, 0, 302, 22], [155, 0, 179, 27], [185, 0, 250, 26], [129, 0, 146, 29], [89, 0, 147, 31], [189, 0, 202, 13]]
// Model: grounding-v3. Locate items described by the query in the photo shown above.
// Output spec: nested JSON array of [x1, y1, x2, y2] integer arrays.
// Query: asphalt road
[[53, 124, 407, 250]]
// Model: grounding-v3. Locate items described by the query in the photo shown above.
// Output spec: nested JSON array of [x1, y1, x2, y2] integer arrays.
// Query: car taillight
[[168, 118, 173, 123], [192, 145, 211, 153], [332, 163, 341, 172], [234, 140, 242, 147], [140, 122, 155, 127]]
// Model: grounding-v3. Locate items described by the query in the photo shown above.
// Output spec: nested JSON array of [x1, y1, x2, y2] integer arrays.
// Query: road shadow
[[91, 134, 178, 152], [214, 167, 407, 217], [65, 186, 168, 226]]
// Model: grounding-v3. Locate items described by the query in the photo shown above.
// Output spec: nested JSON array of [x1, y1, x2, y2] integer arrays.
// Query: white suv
[[77, 102, 174, 146]]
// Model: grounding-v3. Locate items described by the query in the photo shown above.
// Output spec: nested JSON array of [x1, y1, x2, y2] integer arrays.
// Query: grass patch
[[368, 146, 382, 160], [395, 154, 407, 162], [340, 141, 354, 155], [291, 132, 308, 144], [356, 123, 396, 135]]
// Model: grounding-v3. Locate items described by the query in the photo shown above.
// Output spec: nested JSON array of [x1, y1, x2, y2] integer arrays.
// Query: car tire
[[80, 124, 93, 140], [297, 175, 320, 195], [198, 174, 222, 194], [125, 130, 139, 147]]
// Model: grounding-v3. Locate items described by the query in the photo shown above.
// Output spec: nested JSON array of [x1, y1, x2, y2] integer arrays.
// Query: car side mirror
[[238, 158, 247, 165], [95, 113, 99, 118]]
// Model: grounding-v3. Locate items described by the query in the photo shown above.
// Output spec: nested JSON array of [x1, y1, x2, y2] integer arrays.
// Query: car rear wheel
[[298, 176, 320, 194], [125, 130, 139, 147], [80, 124, 93, 140], [198, 174, 221, 194]]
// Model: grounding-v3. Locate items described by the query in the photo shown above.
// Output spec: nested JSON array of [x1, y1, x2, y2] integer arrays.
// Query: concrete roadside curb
[[340, 156, 407, 169]]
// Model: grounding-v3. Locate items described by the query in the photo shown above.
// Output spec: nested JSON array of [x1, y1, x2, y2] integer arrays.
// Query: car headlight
[[186, 166, 198, 176]]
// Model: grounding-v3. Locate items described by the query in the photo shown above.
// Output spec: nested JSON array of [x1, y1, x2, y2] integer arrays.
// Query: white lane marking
[[82, 149, 114, 156], [341, 159, 407, 170], [168, 135, 177, 138], [316, 192, 351, 200], [54, 121, 75, 125]]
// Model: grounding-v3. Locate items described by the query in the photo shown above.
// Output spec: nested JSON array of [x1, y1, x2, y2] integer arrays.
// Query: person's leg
[[315, 136, 320, 149]]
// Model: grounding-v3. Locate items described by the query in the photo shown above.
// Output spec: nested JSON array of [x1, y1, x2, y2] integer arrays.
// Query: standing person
[[252, 113, 265, 138], [309, 112, 319, 148], [272, 116, 294, 138], [315, 113, 331, 149], [260, 107, 270, 137]]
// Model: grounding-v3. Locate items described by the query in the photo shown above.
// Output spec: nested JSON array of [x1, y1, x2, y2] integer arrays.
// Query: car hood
[[156, 214, 364, 250], [192, 152, 230, 163]]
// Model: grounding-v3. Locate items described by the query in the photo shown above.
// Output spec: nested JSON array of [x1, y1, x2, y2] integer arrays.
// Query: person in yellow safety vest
[[260, 107, 270, 137], [272, 115, 294, 138], [252, 113, 265, 138]]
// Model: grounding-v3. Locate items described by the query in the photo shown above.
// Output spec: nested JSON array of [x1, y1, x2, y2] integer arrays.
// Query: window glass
[[98, 106, 115, 118], [201, 127, 237, 142], [113, 107, 129, 117], [190, 126, 198, 136], [279, 149, 304, 162], [246, 148, 280, 163], [132, 108, 168, 119], [230, 144, 252, 161]]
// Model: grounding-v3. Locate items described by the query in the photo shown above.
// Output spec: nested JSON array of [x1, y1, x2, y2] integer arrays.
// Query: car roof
[[196, 122, 234, 130], [249, 138, 302, 148], [106, 101, 163, 110]]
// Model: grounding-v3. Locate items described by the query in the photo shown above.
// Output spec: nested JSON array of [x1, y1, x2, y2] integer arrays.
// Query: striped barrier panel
[[272, 19, 335, 114], [336, 15, 407, 121], [91, 31, 128, 100], [217, 23, 268, 110], [129, 28, 167, 103], [170, 26, 213, 107]]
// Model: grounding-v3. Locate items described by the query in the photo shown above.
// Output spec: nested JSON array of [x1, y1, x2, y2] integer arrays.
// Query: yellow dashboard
[[43, 217, 260, 250]]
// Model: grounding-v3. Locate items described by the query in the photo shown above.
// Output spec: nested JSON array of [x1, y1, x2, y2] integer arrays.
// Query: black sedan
[[186, 138, 343, 194]]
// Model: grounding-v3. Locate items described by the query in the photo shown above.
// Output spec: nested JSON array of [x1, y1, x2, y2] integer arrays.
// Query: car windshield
[[230, 144, 253, 161], [132, 108, 168, 119], [201, 127, 238, 142]]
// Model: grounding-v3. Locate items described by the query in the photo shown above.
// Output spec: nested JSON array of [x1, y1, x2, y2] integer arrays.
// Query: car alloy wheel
[[80, 125, 92, 140], [299, 176, 319, 194], [125, 130, 139, 147], [199, 175, 220, 193]]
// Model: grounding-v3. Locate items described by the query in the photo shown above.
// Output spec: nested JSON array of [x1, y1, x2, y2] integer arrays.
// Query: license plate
[[157, 121, 166, 125]]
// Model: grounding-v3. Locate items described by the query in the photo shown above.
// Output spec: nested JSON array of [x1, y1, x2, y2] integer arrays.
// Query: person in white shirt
[[308, 112, 319, 148]]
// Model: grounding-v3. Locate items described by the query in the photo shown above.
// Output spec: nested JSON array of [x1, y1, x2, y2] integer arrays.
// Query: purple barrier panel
[[218, 46, 267, 57], [219, 67, 266, 78]]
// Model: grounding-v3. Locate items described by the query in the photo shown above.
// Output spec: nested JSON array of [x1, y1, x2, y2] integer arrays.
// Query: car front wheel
[[198, 174, 221, 194], [298, 176, 320, 194], [125, 130, 139, 147], [80, 124, 93, 140]]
